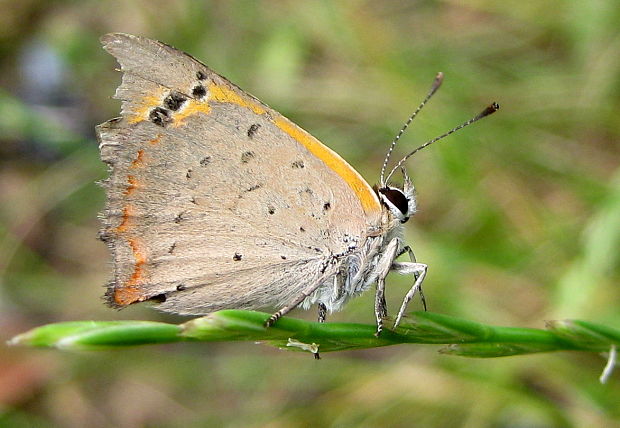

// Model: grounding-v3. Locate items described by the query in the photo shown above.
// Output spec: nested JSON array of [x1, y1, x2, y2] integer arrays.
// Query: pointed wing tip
[[100, 33, 148, 53], [100, 32, 132, 45]]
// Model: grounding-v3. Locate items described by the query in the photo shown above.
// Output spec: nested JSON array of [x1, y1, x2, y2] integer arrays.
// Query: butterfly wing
[[97, 33, 382, 314]]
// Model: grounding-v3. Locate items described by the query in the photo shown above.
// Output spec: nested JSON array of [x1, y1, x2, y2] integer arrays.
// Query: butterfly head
[[376, 72, 499, 225], [376, 168, 416, 224]]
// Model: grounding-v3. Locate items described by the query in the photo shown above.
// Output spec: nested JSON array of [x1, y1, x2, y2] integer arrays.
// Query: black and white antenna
[[383, 102, 500, 184], [379, 72, 444, 187]]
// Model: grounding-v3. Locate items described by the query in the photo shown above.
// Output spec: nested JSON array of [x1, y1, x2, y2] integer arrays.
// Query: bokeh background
[[1, 1, 619, 427]]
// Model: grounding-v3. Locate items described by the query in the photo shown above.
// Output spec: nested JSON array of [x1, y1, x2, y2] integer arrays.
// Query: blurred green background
[[1, 1, 619, 427]]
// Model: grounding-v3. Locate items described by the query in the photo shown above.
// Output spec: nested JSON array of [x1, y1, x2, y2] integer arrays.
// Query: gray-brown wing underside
[[97, 33, 381, 315]]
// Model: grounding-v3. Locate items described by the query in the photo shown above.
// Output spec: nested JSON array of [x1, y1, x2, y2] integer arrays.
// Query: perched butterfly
[[97, 33, 498, 335]]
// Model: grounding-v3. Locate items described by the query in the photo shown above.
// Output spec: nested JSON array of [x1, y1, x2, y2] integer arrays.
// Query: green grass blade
[[8, 310, 620, 358], [9, 321, 183, 350]]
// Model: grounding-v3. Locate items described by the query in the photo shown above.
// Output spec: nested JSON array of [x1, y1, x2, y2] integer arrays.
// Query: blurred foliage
[[1, 1, 619, 427]]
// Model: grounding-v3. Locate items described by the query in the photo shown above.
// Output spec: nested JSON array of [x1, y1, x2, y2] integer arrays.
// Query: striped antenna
[[384, 102, 500, 184], [379, 72, 444, 187]]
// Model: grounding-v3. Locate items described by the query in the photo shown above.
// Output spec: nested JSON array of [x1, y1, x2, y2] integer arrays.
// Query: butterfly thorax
[[301, 207, 405, 313]]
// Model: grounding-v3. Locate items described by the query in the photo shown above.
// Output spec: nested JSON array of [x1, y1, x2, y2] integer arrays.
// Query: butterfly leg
[[318, 303, 327, 323], [391, 258, 428, 329], [374, 238, 401, 337], [374, 276, 388, 337], [399, 246, 427, 311], [265, 278, 325, 327]]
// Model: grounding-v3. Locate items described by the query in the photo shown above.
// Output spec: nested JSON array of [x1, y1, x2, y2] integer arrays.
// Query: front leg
[[391, 260, 427, 329], [400, 246, 427, 311], [373, 238, 401, 336]]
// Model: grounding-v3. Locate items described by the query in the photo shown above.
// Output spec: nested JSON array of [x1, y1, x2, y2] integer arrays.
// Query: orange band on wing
[[113, 238, 148, 306], [203, 83, 379, 214], [116, 205, 134, 233], [172, 99, 211, 127], [124, 175, 139, 195], [113, 286, 144, 306], [123, 79, 380, 214], [131, 149, 145, 168], [126, 87, 168, 124], [208, 83, 266, 115], [274, 117, 380, 214], [127, 238, 147, 286], [173, 82, 263, 127]]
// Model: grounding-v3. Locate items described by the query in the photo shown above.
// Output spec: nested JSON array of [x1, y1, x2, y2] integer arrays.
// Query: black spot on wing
[[241, 151, 255, 163], [192, 85, 206, 99], [174, 212, 186, 224], [200, 156, 211, 166], [233, 252, 243, 261], [164, 91, 187, 111], [149, 107, 171, 127], [196, 70, 207, 80], [292, 160, 304, 169], [247, 123, 261, 138]]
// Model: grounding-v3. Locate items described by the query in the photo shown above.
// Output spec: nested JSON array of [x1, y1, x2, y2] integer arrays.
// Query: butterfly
[[97, 33, 498, 335]]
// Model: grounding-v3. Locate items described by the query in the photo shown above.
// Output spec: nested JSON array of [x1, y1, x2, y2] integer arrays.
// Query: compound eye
[[379, 187, 409, 217]]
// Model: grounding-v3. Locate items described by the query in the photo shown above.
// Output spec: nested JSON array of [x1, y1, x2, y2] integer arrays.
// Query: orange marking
[[149, 134, 162, 144], [126, 87, 168, 124], [124, 175, 139, 195], [113, 286, 143, 306], [172, 99, 212, 127], [274, 117, 380, 214], [171, 83, 265, 127], [113, 238, 148, 306], [127, 79, 377, 215], [116, 205, 134, 233], [127, 239, 147, 286], [131, 150, 145, 168], [208, 82, 266, 115]]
